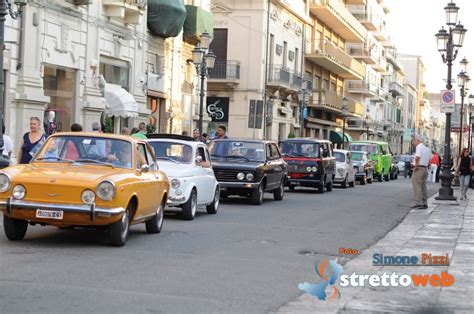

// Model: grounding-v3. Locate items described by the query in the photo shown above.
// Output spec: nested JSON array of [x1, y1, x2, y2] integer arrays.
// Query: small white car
[[333, 149, 356, 188], [147, 135, 220, 220]]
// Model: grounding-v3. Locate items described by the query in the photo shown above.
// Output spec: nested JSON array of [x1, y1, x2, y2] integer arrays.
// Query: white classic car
[[333, 149, 356, 188], [147, 135, 219, 220]]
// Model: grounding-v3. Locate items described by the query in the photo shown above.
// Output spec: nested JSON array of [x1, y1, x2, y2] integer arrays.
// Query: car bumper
[[355, 172, 366, 178], [220, 182, 260, 189], [167, 195, 187, 206], [0, 197, 125, 225], [334, 174, 346, 182]]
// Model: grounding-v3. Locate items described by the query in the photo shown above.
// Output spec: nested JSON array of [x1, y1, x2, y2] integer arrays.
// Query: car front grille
[[214, 169, 254, 182]]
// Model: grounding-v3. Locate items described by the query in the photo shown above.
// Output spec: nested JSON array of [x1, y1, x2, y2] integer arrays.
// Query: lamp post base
[[435, 168, 456, 201]]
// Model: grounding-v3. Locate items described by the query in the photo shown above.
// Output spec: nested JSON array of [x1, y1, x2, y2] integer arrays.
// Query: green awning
[[330, 131, 352, 143], [183, 5, 214, 45], [148, 0, 187, 38]]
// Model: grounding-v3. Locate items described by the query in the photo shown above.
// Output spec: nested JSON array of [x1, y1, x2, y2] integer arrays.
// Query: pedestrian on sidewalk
[[17, 117, 47, 164], [455, 148, 472, 200], [412, 135, 430, 209], [428, 150, 441, 183]]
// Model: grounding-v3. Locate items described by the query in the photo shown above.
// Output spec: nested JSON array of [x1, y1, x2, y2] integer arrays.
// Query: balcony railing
[[389, 82, 404, 96], [208, 61, 241, 82], [306, 39, 365, 79], [310, 89, 362, 116], [103, 0, 145, 24], [267, 65, 311, 92], [348, 8, 378, 31], [346, 80, 377, 95], [310, 0, 367, 43], [346, 44, 377, 64]]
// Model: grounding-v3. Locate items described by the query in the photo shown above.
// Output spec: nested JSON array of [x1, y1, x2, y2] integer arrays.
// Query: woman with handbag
[[17, 117, 47, 164], [456, 148, 473, 200]]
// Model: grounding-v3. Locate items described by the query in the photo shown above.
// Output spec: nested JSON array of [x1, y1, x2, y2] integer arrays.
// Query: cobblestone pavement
[[278, 189, 474, 313]]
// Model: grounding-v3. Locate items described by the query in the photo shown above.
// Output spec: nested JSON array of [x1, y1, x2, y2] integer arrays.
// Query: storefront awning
[[330, 130, 352, 143], [104, 84, 139, 118], [183, 5, 214, 45]]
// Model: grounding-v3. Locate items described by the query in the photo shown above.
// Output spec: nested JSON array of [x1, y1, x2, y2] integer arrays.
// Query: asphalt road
[[0, 177, 438, 313]]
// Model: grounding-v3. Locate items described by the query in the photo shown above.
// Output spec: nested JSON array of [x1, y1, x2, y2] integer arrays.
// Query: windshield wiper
[[36, 157, 74, 163], [156, 157, 179, 164], [222, 155, 250, 161], [75, 159, 115, 168]]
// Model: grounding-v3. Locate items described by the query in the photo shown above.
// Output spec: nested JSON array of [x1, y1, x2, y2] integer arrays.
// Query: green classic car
[[347, 141, 393, 182]]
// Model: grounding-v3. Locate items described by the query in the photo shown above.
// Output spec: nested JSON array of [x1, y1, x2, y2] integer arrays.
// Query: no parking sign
[[440, 90, 455, 113]]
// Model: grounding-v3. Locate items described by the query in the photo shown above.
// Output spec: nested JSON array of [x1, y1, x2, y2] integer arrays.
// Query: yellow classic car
[[0, 132, 169, 246]]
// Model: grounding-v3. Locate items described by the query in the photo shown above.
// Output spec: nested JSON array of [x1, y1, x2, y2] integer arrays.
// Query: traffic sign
[[440, 90, 455, 113]]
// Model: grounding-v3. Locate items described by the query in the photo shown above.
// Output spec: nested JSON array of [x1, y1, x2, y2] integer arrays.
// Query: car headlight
[[237, 172, 245, 180], [171, 178, 181, 189], [0, 173, 11, 193], [311, 166, 317, 172], [81, 190, 95, 205], [246, 173, 254, 181], [96, 181, 116, 201], [12, 185, 26, 200], [306, 166, 312, 172]]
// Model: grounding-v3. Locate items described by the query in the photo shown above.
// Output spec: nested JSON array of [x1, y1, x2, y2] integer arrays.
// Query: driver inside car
[[107, 143, 132, 168], [245, 148, 258, 159]]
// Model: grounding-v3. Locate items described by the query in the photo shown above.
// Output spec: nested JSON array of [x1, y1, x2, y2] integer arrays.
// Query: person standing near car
[[412, 135, 430, 209], [213, 126, 229, 140], [17, 117, 47, 164], [456, 148, 472, 200]]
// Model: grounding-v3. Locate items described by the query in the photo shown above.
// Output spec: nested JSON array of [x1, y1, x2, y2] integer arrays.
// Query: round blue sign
[[442, 91, 454, 103]]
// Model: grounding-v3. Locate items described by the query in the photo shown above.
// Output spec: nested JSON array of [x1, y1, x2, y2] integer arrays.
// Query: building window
[[43, 65, 76, 133], [283, 41, 288, 68], [99, 56, 130, 91]]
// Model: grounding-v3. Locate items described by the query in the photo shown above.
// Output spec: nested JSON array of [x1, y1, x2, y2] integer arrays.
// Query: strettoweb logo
[[340, 271, 455, 287]]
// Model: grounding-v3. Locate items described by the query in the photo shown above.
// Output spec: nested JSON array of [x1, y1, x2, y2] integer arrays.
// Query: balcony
[[306, 39, 365, 80], [102, 0, 145, 24], [348, 8, 378, 31], [389, 82, 404, 97], [267, 66, 306, 93], [346, 44, 377, 64], [309, 89, 362, 116], [346, 0, 366, 4], [372, 57, 387, 73], [374, 28, 389, 43], [310, 0, 367, 43], [346, 80, 377, 96], [208, 61, 241, 87], [385, 50, 403, 71], [347, 117, 369, 130]]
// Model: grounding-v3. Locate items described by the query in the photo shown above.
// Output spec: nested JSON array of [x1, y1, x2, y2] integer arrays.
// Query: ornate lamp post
[[191, 32, 216, 135], [341, 97, 349, 148], [457, 59, 470, 155], [0, 0, 26, 168], [434, 1, 467, 201], [365, 107, 371, 140], [469, 94, 474, 153]]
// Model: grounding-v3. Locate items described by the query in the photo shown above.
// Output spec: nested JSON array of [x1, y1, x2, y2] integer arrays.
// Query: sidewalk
[[278, 189, 474, 313]]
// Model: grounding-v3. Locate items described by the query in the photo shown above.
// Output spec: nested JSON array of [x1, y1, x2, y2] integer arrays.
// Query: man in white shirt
[[412, 135, 431, 209]]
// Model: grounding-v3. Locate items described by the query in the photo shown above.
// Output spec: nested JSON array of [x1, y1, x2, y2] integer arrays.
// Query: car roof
[[280, 138, 331, 143], [212, 138, 275, 144], [146, 133, 195, 141], [146, 137, 204, 147], [50, 132, 140, 143], [349, 150, 368, 154], [334, 149, 350, 154], [349, 140, 388, 145]]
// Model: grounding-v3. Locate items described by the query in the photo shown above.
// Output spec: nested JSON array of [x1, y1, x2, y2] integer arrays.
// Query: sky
[[386, 0, 474, 94]]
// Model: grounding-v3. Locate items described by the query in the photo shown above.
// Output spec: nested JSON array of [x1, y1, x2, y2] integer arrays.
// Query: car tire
[[145, 200, 164, 234], [349, 178, 355, 187], [326, 179, 333, 192], [341, 175, 348, 188], [181, 189, 197, 220], [251, 182, 264, 205], [385, 170, 391, 181], [4, 215, 28, 241], [108, 202, 132, 247], [206, 186, 220, 214], [378, 172, 383, 182], [273, 179, 285, 201], [360, 175, 367, 185]]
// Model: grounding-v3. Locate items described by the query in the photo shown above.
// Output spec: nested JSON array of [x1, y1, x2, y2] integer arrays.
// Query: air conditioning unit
[[74, 0, 92, 5]]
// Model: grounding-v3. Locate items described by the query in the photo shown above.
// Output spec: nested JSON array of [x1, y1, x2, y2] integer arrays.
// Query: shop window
[[43, 65, 76, 133], [99, 56, 130, 91]]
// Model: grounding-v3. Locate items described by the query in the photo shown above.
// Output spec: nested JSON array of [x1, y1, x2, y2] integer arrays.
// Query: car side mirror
[[140, 164, 150, 173]]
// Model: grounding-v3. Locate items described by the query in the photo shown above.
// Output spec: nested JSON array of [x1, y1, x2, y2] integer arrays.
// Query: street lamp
[[300, 80, 311, 137], [191, 32, 216, 135], [341, 97, 349, 149], [468, 94, 474, 153], [457, 62, 470, 156], [0, 0, 26, 168], [434, 1, 467, 201], [365, 107, 371, 140]]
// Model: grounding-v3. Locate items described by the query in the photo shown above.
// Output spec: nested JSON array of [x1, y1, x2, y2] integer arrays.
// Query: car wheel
[[318, 176, 325, 193], [326, 179, 333, 192], [181, 189, 197, 220], [3, 215, 28, 241], [206, 186, 220, 214], [341, 175, 348, 188], [360, 175, 367, 185], [378, 172, 383, 182], [251, 182, 264, 205], [145, 200, 164, 234], [385, 170, 391, 181], [273, 179, 285, 201], [349, 178, 355, 187], [108, 202, 132, 247]]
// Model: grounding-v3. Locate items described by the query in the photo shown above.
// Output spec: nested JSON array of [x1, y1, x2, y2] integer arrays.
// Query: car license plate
[[36, 209, 63, 220]]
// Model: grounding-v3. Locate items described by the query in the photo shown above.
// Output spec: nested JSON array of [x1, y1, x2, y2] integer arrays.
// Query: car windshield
[[148, 141, 193, 164], [280, 142, 320, 158], [209, 141, 265, 161], [34, 136, 133, 169], [334, 152, 345, 162], [348, 144, 378, 155], [351, 152, 365, 161]]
